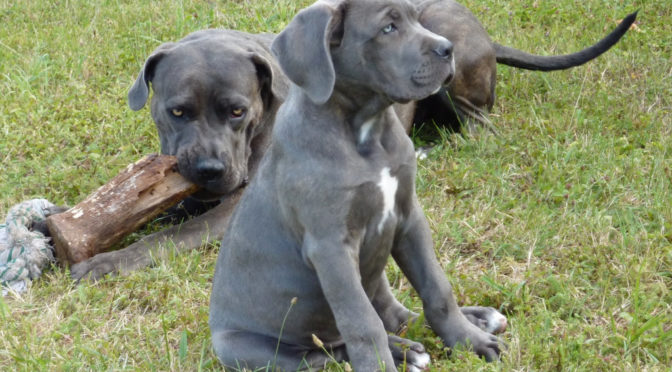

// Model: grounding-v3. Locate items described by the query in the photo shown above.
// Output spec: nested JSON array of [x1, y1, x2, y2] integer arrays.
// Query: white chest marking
[[359, 118, 375, 145], [377, 167, 398, 234]]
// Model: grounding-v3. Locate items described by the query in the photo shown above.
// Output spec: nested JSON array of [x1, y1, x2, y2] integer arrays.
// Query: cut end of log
[[47, 154, 199, 266]]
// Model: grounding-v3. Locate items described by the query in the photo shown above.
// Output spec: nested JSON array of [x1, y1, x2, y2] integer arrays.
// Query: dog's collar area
[[315, 87, 393, 149], [190, 179, 248, 202], [358, 118, 376, 145]]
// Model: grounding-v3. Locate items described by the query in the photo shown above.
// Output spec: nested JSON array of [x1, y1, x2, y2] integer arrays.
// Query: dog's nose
[[196, 158, 225, 182], [433, 40, 453, 60]]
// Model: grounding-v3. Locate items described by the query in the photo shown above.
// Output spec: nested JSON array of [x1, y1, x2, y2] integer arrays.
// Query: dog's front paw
[[388, 335, 430, 372], [461, 306, 507, 334], [441, 315, 502, 362], [71, 239, 154, 281], [70, 252, 120, 281]]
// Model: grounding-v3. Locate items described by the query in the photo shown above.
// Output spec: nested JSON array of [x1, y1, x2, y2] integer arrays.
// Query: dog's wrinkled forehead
[[324, 0, 416, 11], [340, 0, 419, 27], [158, 50, 254, 89], [349, 0, 418, 16], [150, 44, 260, 106]]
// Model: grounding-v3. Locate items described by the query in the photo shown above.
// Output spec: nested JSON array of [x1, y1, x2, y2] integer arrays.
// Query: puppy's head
[[271, 0, 454, 104], [128, 31, 278, 200]]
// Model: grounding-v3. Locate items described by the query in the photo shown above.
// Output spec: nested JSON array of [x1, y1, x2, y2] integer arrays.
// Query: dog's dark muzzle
[[412, 37, 454, 87], [195, 158, 226, 184], [182, 156, 248, 201]]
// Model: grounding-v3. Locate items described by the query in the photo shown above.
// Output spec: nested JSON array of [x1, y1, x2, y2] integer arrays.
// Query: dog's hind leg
[[211, 329, 346, 371], [372, 273, 419, 333], [211, 328, 435, 371], [412, 89, 496, 136], [452, 95, 498, 135], [388, 334, 431, 372]]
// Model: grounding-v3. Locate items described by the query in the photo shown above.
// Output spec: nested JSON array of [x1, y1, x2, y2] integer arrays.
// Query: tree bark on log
[[47, 154, 198, 266]]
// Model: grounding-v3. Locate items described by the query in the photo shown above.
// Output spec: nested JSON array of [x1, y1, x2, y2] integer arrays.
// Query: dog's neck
[[327, 83, 394, 149]]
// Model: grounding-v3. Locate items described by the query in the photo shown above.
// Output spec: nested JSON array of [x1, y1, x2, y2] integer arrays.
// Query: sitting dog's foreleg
[[372, 276, 507, 335], [372, 273, 419, 333], [303, 233, 397, 371], [392, 201, 501, 361]]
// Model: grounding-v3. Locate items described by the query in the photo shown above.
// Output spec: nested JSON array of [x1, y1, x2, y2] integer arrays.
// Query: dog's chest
[[344, 163, 412, 282], [347, 162, 413, 253], [375, 167, 398, 234]]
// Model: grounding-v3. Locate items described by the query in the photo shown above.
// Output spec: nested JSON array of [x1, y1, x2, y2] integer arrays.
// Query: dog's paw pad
[[415, 147, 431, 160], [482, 309, 507, 334], [406, 351, 430, 371], [462, 306, 508, 334], [389, 335, 431, 371]]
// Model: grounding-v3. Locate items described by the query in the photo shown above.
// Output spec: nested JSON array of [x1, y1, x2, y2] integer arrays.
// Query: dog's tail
[[494, 11, 637, 71]]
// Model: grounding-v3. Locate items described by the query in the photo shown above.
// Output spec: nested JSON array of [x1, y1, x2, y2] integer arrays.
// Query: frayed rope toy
[[1, 199, 57, 296]]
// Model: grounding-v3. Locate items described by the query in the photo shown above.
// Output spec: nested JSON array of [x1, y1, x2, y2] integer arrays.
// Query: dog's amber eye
[[231, 107, 245, 118], [382, 23, 397, 34], [171, 108, 183, 117]]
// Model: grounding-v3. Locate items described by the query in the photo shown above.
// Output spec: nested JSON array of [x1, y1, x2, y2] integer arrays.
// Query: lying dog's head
[[128, 31, 279, 200], [272, 0, 454, 105]]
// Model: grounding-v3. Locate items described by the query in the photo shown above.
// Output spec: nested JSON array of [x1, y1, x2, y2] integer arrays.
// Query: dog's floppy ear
[[127, 42, 176, 111], [271, 0, 345, 104], [249, 53, 278, 112]]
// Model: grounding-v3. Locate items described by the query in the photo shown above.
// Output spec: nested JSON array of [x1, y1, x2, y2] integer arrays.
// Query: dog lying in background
[[411, 0, 637, 133]]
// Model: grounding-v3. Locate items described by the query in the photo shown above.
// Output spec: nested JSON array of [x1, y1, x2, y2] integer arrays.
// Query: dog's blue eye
[[382, 23, 397, 34]]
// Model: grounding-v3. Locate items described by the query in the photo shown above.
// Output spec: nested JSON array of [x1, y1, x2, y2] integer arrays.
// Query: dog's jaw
[[191, 180, 247, 202]]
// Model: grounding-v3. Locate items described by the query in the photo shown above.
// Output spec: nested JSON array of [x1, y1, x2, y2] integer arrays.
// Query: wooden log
[[46, 154, 199, 266]]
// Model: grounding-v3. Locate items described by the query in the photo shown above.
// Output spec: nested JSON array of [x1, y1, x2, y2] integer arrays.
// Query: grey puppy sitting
[[209, 0, 501, 370]]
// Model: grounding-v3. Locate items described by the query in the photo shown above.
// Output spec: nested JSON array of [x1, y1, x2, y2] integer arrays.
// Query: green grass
[[1, 0, 670, 370]]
